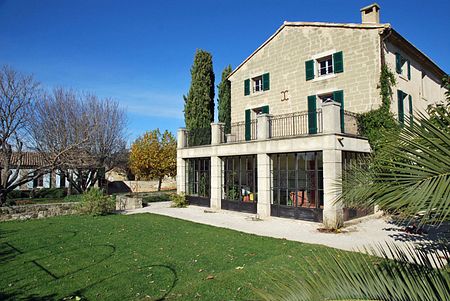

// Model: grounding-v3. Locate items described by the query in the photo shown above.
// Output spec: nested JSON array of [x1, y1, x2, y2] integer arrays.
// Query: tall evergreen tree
[[217, 65, 232, 134], [184, 49, 215, 135]]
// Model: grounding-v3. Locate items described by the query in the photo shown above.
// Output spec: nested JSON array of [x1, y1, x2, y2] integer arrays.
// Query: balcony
[[179, 101, 362, 148]]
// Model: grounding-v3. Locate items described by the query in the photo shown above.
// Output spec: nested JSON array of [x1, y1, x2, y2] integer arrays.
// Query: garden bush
[[6, 190, 30, 200], [32, 188, 67, 199], [170, 193, 188, 208], [77, 188, 115, 216], [142, 193, 171, 206]]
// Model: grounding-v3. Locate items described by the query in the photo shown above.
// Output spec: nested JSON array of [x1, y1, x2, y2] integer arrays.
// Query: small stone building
[[176, 4, 446, 228], [11, 153, 69, 190]]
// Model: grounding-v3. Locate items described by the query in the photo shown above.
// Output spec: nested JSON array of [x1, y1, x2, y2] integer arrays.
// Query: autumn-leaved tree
[[129, 129, 176, 191]]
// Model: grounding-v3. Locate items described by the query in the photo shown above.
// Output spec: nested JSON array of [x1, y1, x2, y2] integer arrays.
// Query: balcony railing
[[180, 106, 364, 148], [226, 119, 257, 143], [343, 111, 360, 136], [269, 110, 323, 138]]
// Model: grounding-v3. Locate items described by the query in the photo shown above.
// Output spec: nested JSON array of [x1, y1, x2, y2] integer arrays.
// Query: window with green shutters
[[262, 73, 270, 91], [333, 51, 344, 73], [332, 90, 345, 133], [244, 79, 250, 96], [395, 53, 411, 80], [397, 90, 407, 125], [306, 51, 344, 81], [261, 105, 269, 114], [307, 95, 317, 134], [245, 109, 251, 141], [305, 60, 315, 81], [246, 73, 270, 95], [408, 95, 413, 126]]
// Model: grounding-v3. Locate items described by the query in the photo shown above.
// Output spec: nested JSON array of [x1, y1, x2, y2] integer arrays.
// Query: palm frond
[[256, 244, 450, 301], [340, 110, 450, 224]]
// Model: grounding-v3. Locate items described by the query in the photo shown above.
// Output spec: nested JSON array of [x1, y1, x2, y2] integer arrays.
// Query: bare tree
[[0, 66, 42, 204], [30, 88, 127, 194]]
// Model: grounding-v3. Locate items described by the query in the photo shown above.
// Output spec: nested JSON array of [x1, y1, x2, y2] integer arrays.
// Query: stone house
[[176, 4, 446, 228], [10, 152, 69, 190]]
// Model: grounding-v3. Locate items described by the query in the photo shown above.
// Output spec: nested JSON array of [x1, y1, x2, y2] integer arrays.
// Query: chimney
[[360, 3, 380, 24]]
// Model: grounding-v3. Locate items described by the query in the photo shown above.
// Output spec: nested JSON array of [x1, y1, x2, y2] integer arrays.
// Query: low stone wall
[[123, 179, 177, 193], [0, 203, 79, 222], [116, 195, 143, 210]]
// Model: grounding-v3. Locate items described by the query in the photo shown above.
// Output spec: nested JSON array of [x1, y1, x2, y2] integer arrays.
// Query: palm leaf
[[340, 110, 450, 224], [255, 244, 450, 301]]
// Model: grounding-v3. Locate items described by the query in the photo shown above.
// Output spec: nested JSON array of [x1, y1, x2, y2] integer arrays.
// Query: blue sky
[[0, 0, 448, 144]]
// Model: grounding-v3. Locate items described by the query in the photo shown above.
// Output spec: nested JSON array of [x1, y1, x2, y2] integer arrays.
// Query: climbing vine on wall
[[357, 65, 399, 152]]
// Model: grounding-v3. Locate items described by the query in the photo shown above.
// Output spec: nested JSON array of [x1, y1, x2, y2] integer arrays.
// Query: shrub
[[170, 193, 188, 208], [33, 188, 67, 199], [6, 190, 30, 200], [142, 193, 171, 206], [77, 188, 115, 216]]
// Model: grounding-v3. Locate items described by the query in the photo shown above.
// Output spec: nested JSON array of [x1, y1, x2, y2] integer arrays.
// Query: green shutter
[[333, 51, 344, 73], [307, 95, 317, 134], [262, 73, 270, 91], [395, 53, 402, 74], [408, 95, 413, 126], [245, 109, 251, 141], [397, 90, 405, 125], [244, 79, 250, 96], [261, 105, 269, 114], [333, 90, 345, 133], [407, 60, 411, 80], [305, 60, 315, 81]]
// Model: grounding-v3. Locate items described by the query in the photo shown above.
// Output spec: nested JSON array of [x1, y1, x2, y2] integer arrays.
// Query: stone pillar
[[211, 123, 224, 145], [210, 156, 222, 210], [176, 157, 186, 194], [257, 113, 271, 140], [322, 148, 343, 229], [322, 101, 341, 134], [257, 153, 271, 218], [177, 128, 187, 149]]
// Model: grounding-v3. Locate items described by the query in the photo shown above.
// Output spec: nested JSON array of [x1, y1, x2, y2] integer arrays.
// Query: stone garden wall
[[0, 203, 79, 222]]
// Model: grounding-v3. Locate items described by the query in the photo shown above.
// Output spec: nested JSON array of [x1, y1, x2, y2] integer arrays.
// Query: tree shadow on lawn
[[0, 229, 79, 265], [0, 291, 58, 301], [64, 264, 179, 301], [2, 240, 179, 301]]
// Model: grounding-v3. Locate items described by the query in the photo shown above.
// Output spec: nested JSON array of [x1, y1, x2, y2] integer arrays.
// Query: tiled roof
[[10, 152, 46, 167]]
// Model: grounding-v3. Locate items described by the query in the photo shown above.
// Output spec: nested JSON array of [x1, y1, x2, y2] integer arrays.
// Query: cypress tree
[[184, 49, 215, 145], [217, 65, 232, 134]]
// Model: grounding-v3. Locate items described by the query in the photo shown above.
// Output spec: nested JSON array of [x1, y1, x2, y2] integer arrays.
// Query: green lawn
[[0, 213, 352, 300]]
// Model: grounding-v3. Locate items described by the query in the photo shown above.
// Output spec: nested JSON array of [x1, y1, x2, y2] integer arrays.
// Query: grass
[[0, 213, 358, 300]]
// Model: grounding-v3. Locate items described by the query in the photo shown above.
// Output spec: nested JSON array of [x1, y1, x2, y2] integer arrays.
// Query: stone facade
[[229, 24, 383, 123]]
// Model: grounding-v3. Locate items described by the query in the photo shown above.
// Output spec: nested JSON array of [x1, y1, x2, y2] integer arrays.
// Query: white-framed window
[[317, 55, 333, 76], [252, 76, 263, 93]]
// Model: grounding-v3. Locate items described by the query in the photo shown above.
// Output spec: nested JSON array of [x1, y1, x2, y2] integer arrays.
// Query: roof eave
[[227, 22, 390, 80], [386, 28, 446, 78]]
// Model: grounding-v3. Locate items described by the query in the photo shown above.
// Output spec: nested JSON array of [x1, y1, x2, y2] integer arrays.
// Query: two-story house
[[176, 4, 446, 228]]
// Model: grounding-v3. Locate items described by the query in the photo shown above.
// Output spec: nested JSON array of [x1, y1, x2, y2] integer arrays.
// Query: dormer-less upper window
[[305, 51, 343, 81], [244, 73, 270, 96], [318, 56, 333, 76], [253, 76, 263, 92], [395, 53, 411, 80]]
